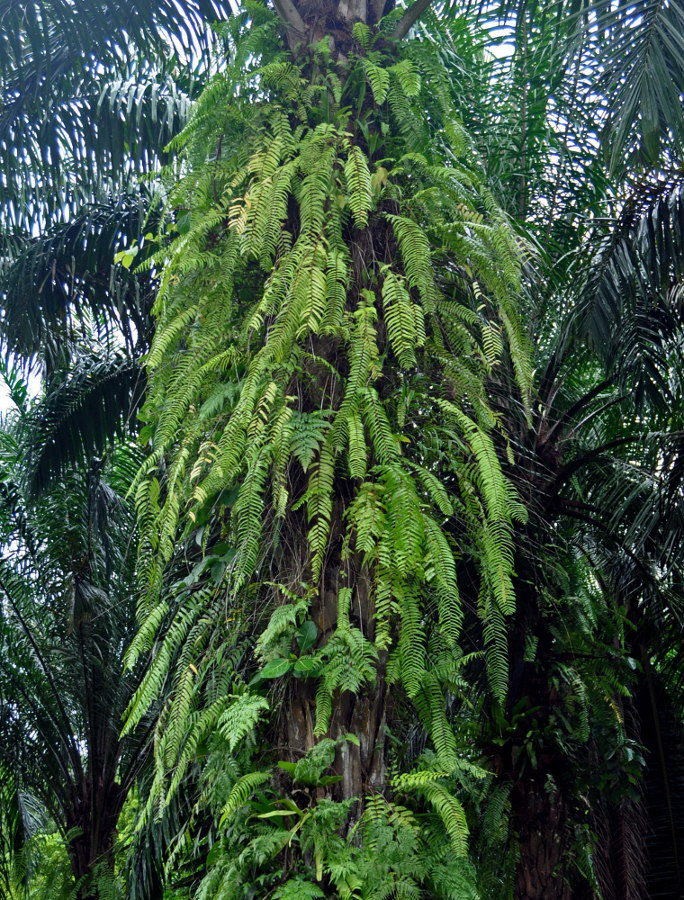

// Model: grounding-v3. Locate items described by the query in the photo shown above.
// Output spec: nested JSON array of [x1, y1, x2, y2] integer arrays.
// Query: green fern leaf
[[217, 694, 270, 752], [382, 269, 420, 368], [362, 58, 389, 105], [344, 145, 373, 229], [219, 771, 272, 824]]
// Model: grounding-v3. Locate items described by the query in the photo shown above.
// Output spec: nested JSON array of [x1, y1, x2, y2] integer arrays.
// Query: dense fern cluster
[[185, 740, 485, 900], [125, 3, 530, 892]]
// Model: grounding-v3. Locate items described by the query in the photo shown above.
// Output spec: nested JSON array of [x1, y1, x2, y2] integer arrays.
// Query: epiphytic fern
[[127, 9, 530, 879]]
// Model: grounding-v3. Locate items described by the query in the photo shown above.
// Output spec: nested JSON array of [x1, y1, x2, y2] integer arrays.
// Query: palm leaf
[[20, 352, 144, 497], [594, 0, 684, 170], [465, 1, 684, 172], [569, 182, 684, 407], [1, 192, 156, 358], [0, 0, 232, 226], [1, 68, 197, 229]]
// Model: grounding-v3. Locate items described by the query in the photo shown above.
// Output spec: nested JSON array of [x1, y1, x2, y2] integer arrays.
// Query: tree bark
[[280, 498, 388, 805], [510, 774, 571, 900], [495, 564, 574, 900], [65, 776, 125, 899]]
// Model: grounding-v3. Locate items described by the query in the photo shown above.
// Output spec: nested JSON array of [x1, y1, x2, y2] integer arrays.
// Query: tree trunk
[[274, 0, 393, 55], [510, 773, 570, 900], [497, 570, 574, 900], [65, 776, 124, 899], [279, 497, 387, 805], [283, 663, 387, 801]]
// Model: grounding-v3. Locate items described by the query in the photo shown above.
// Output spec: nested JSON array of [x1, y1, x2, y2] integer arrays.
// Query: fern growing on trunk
[[125, 4, 530, 894]]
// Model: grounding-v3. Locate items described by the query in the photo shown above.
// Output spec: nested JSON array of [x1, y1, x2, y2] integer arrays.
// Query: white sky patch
[[0, 381, 11, 412]]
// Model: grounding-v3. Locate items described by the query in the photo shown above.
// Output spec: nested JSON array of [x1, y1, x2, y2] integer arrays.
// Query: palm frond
[[0, 0, 232, 227], [0, 0, 230, 87], [592, 0, 684, 169], [1, 68, 196, 230], [576, 182, 684, 407], [1, 192, 156, 358], [0, 193, 158, 360], [465, 1, 684, 173], [20, 351, 144, 498]]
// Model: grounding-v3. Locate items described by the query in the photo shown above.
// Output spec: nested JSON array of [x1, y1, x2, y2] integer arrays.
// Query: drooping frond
[[0, 191, 158, 361], [20, 351, 144, 497], [578, 181, 684, 407]]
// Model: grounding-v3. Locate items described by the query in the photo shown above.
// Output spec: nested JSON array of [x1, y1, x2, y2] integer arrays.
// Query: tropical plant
[[0, 375, 155, 899], [128, 2, 684, 897], [118, 0, 535, 895], [417, 4, 684, 894]]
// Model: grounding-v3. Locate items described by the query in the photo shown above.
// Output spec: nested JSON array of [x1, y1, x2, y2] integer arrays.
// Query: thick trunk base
[[512, 777, 570, 900]]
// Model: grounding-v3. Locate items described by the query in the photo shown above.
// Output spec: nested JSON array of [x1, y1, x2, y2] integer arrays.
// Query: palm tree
[[469, 186, 684, 897], [449, 5, 684, 894], [0, 380, 155, 898]]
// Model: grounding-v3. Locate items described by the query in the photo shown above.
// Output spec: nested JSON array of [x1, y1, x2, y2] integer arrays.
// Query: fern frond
[[344, 145, 373, 229], [387, 214, 436, 313], [362, 58, 389, 105], [423, 516, 461, 647], [217, 694, 270, 752], [347, 411, 368, 479], [305, 439, 335, 581], [361, 387, 398, 464], [220, 771, 272, 823], [381, 269, 421, 368]]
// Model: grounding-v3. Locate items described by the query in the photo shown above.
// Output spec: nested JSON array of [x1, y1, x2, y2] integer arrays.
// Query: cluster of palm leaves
[[0, 383, 155, 898], [1, 0, 684, 898]]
